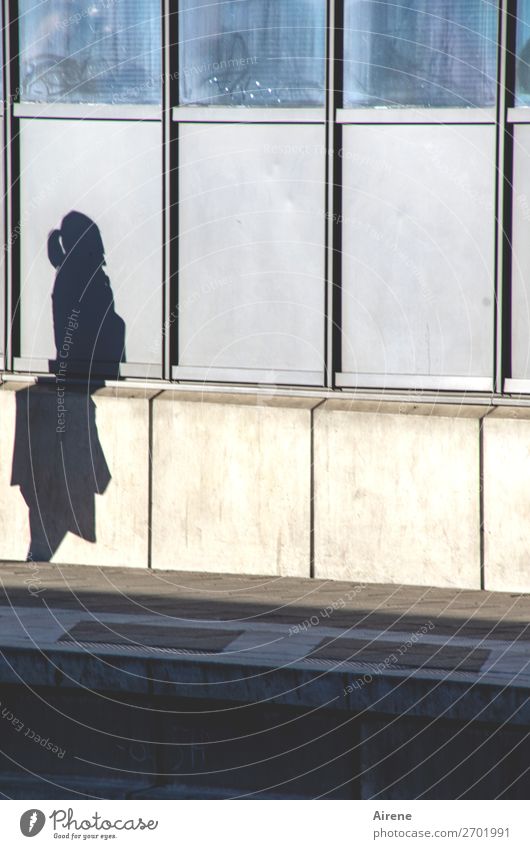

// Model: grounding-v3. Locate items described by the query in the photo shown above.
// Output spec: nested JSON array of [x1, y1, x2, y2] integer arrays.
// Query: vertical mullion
[[162, 0, 172, 380], [1, 0, 5, 370], [325, 0, 339, 387], [3, 0, 15, 371], [331, 0, 343, 387], [168, 1, 179, 380], [495, 0, 516, 393]]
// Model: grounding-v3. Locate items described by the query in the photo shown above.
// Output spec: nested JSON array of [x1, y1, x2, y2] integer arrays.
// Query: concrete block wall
[[151, 392, 316, 577], [483, 407, 530, 593], [0, 378, 529, 592], [314, 400, 485, 589]]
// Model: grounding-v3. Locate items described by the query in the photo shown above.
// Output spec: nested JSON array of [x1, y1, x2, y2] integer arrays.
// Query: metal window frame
[[0, 0, 527, 399], [5, 0, 166, 380], [170, 0, 331, 388], [4, 0, 18, 374], [496, 0, 514, 394], [165, 0, 178, 381], [335, 0, 507, 393]]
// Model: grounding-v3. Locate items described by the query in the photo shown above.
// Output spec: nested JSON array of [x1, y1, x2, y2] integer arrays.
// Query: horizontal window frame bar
[[507, 107, 530, 123], [336, 108, 497, 125], [13, 104, 162, 121], [0, 370, 504, 408], [172, 107, 326, 123], [336, 372, 494, 392], [172, 365, 324, 386]]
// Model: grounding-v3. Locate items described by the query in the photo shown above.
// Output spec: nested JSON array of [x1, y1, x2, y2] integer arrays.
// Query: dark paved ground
[[0, 562, 528, 641], [0, 564, 528, 799]]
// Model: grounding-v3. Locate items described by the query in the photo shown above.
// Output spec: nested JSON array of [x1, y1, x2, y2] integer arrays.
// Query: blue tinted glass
[[19, 0, 161, 104], [179, 0, 326, 106], [344, 0, 499, 107], [516, 0, 530, 105]]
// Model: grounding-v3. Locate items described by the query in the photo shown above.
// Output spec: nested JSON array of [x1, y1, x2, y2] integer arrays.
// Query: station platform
[[0, 563, 528, 800]]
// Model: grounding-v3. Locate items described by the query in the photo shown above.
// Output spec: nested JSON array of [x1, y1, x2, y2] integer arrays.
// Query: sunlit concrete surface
[[314, 401, 485, 589], [3, 381, 530, 593], [484, 407, 530, 593], [151, 392, 319, 577]]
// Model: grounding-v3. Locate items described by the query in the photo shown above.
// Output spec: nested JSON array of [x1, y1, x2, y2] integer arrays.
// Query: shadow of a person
[[11, 211, 126, 562]]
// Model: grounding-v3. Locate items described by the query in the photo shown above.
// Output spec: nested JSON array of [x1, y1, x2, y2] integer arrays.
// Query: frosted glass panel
[[341, 125, 495, 383], [19, 0, 161, 104], [179, 0, 326, 106], [19, 119, 163, 373], [177, 123, 325, 381], [344, 0, 498, 107]]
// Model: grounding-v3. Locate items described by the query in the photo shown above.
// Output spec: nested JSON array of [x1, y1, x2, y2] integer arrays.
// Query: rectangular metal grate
[[307, 638, 490, 673], [60, 621, 243, 653]]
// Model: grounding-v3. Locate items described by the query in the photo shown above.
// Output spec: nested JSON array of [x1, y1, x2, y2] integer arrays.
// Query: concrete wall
[[483, 407, 530, 593], [314, 400, 485, 590], [151, 392, 317, 577], [1, 378, 529, 593]]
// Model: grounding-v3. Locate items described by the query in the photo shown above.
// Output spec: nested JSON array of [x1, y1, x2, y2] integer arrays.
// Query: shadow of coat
[[11, 385, 111, 561]]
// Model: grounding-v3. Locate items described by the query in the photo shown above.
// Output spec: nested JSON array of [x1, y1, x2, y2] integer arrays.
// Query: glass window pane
[[179, 0, 326, 106], [516, 0, 530, 105], [344, 0, 498, 108], [19, 0, 161, 104]]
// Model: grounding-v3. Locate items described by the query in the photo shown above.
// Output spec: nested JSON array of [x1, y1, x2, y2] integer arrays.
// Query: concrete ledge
[[314, 405, 483, 588], [154, 388, 322, 409], [487, 405, 530, 420]]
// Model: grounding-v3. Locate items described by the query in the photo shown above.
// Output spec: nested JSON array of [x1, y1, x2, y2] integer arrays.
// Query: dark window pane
[[19, 0, 161, 104], [344, 0, 498, 108], [179, 0, 326, 106]]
